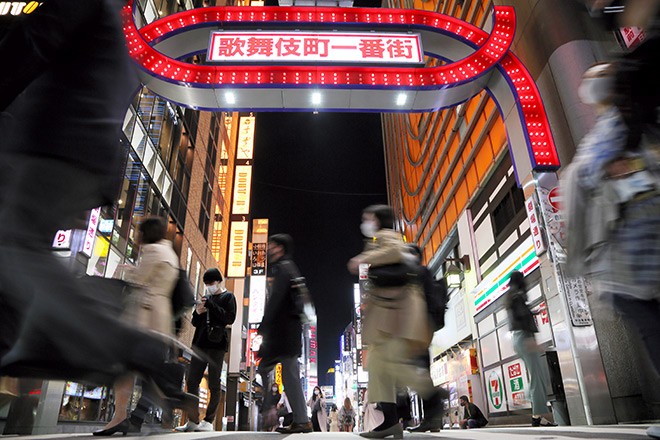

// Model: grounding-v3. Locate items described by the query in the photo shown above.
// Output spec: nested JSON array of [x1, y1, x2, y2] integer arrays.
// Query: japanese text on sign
[[525, 196, 546, 255], [208, 32, 423, 64]]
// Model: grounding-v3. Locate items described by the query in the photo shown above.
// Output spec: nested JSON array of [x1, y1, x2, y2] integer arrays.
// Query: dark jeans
[[186, 347, 225, 423], [613, 295, 660, 376], [0, 155, 153, 379], [311, 411, 321, 431]]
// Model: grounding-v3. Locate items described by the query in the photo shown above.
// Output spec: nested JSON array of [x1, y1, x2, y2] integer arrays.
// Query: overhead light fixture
[[396, 93, 407, 106], [225, 92, 236, 104], [444, 255, 471, 289], [311, 91, 322, 105]]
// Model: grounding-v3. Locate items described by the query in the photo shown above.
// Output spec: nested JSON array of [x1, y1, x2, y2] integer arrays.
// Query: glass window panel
[[480, 331, 500, 367], [498, 327, 516, 360]]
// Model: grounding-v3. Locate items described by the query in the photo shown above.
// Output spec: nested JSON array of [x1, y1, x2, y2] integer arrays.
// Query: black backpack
[[424, 274, 449, 331]]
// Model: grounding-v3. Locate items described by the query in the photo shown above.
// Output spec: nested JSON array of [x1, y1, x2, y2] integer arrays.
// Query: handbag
[[368, 262, 417, 287], [205, 300, 226, 344], [171, 269, 195, 319]]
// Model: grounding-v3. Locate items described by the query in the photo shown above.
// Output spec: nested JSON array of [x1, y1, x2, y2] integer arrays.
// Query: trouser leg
[[204, 349, 225, 423], [185, 352, 207, 423], [365, 337, 396, 403], [513, 331, 549, 414], [279, 356, 309, 424], [613, 295, 660, 376]]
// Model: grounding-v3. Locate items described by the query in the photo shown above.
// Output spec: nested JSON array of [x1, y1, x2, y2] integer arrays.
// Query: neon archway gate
[[122, 3, 560, 175]]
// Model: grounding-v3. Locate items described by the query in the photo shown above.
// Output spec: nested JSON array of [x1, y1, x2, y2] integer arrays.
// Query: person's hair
[[139, 217, 167, 244], [509, 271, 526, 292], [203, 268, 224, 284], [363, 205, 395, 230], [407, 244, 423, 259], [269, 233, 294, 256], [343, 397, 352, 409], [459, 395, 469, 403]]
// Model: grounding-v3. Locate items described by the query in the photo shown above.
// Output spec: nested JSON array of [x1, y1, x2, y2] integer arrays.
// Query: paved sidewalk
[[4, 424, 656, 440]]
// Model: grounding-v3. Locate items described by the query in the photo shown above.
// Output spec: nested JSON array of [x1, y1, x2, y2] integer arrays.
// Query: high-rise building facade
[[382, 0, 659, 427]]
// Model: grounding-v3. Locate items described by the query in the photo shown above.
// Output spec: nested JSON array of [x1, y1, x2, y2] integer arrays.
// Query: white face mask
[[360, 221, 377, 238], [314, 390, 320, 396], [206, 284, 220, 295], [578, 76, 613, 106]]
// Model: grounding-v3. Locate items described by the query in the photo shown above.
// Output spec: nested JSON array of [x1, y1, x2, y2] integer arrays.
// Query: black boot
[[359, 402, 403, 439], [407, 390, 444, 433]]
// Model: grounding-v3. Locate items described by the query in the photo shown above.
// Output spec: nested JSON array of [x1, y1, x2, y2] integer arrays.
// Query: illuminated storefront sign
[[524, 196, 546, 255], [227, 220, 248, 277], [237, 116, 255, 159], [0, 1, 41, 16], [52, 230, 72, 249], [82, 207, 101, 257], [248, 275, 266, 323], [208, 32, 423, 65], [472, 236, 540, 313], [231, 166, 252, 215]]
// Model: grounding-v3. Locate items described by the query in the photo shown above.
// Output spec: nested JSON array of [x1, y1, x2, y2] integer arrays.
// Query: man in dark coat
[[257, 234, 312, 434], [176, 268, 236, 432], [458, 395, 488, 429], [0, 0, 191, 406]]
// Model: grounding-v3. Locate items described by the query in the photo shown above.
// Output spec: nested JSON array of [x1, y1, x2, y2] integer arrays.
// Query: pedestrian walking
[[506, 271, 556, 427], [257, 234, 313, 434], [338, 397, 356, 432], [0, 0, 195, 413], [329, 405, 340, 432], [348, 205, 444, 439], [94, 217, 180, 436], [307, 386, 327, 432], [175, 268, 236, 432]]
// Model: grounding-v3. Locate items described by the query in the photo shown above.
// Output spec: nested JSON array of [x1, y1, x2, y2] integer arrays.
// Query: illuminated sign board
[[248, 275, 266, 323], [237, 116, 255, 159], [208, 32, 423, 65], [472, 236, 540, 313], [52, 230, 72, 249], [231, 165, 252, 215], [82, 207, 101, 257], [0, 1, 41, 16], [227, 220, 248, 277]]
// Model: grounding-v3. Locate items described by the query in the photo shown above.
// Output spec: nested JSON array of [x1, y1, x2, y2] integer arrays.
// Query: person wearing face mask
[[348, 205, 443, 439], [307, 386, 327, 432], [175, 268, 236, 432]]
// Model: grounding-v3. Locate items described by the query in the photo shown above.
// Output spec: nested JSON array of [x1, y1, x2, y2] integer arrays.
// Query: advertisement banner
[[484, 366, 506, 413], [503, 359, 531, 409], [227, 221, 248, 277]]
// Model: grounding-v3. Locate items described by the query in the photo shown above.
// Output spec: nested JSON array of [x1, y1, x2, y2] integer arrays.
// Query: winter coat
[[124, 239, 179, 335], [307, 395, 327, 432], [0, 0, 138, 203], [191, 288, 237, 351], [257, 256, 303, 360], [357, 229, 431, 347]]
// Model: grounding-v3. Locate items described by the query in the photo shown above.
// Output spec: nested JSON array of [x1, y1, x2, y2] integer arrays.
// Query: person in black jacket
[[458, 395, 487, 429], [506, 271, 556, 427], [176, 268, 236, 432], [0, 0, 196, 415], [257, 234, 312, 434]]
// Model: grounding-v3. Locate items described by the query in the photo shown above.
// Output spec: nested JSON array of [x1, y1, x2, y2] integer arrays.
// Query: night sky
[[251, 112, 387, 385]]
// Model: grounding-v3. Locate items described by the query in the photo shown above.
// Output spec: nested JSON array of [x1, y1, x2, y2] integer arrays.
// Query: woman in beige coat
[[348, 205, 441, 439], [94, 217, 179, 435]]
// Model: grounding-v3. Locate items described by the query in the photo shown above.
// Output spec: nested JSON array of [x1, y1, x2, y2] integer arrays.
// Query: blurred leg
[[185, 353, 207, 424], [203, 349, 225, 423], [612, 295, 660, 375], [280, 356, 308, 424]]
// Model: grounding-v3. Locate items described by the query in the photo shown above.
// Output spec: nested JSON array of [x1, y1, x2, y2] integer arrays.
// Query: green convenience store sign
[[473, 236, 540, 313]]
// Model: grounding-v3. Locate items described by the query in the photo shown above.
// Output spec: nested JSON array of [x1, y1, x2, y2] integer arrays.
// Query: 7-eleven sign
[[486, 368, 506, 413]]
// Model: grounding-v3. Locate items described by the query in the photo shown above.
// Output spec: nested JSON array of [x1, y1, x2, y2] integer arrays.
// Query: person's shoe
[[276, 421, 313, 433], [174, 421, 198, 432], [195, 420, 214, 432], [647, 425, 660, 438], [407, 418, 442, 432], [533, 416, 557, 427], [93, 419, 130, 436], [532, 416, 541, 427], [359, 423, 403, 439]]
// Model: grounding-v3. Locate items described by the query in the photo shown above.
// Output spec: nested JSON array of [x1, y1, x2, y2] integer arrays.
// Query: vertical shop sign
[[237, 116, 255, 159], [82, 207, 101, 257], [227, 221, 248, 277], [503, 359, 531, 409], [248, 275, 266, 323], [251, 242, 266, 276], [485, 367, 506, 413], [564, 277, 593, 326], [524, 196, 546, 255]]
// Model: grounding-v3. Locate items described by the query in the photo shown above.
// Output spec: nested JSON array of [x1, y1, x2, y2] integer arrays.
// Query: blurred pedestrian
[[361, 390, 384, 432], [329, 405, 340, 432], [175, 268, 236, 432], [406, 244, 449, 433], [348, 205, 444, 439], [307, 386, 327, 432], [262, 383, 282, 431], [339, 397, 356, 432], [94, 217, 179, 436], [0, 0, 194, 411], [458, 396, 487, 429], [505, 271, 556, 427], [277, 391, 294, 429], [257, 234, 313, 434]]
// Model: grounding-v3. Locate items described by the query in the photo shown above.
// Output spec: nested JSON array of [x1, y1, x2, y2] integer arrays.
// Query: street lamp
[[444, 255, 471, 289]]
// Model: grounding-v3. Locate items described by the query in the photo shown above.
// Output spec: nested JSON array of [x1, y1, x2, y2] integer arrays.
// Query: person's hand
[[195, 297, 208, 314], [347, 256, 363, 274]]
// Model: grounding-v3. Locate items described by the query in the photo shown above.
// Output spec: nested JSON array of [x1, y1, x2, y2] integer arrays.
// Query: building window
[[492, 184, 524, 237]]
